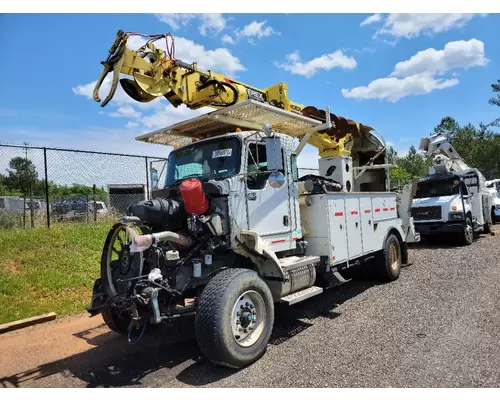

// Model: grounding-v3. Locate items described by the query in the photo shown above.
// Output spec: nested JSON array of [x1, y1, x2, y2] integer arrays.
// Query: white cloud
[[221, 34, 235, 45], [362, 13, 484, 39], [108, 105, 141, 118], [155, 13, 227, 36], [360, 14, 381, 26], [341, 39, 487, 102], [126, 121, 140, 129], [155, 13, 197, 30], [127, 35, 245, 77], [199, 14, 227, 36], [391, 38, 488, 77], [236, 20, 279, 40], [341, 74, 459, 103], [275, 50, 357, 78], [140, 104, 209, 129]]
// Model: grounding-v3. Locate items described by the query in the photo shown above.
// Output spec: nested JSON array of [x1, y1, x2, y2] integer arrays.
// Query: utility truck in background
[[86, 30, 419, 369], [411, 132, 493, 245], [486, 179, 500, 223]]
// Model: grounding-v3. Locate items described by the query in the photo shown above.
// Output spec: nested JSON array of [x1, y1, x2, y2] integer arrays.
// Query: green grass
[[0, 223, 111, 324]]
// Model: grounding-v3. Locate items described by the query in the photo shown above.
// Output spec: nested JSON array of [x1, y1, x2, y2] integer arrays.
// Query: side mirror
[[268, 171, 286, 188], [264, 136, 283, 171], [150, 168, 159, 189]]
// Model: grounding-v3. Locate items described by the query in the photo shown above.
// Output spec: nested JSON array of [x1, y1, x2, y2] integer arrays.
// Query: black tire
[[375, 233, 402, 282], [459, 217, 473, 246], [195, 268, 274, 369], [484, 220, 492, 234], [491, 207, 497, 226], [102, 307, 130, 335]]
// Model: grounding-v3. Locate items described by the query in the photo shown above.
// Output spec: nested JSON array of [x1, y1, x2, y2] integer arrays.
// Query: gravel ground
[[1, 231, 500, 388]]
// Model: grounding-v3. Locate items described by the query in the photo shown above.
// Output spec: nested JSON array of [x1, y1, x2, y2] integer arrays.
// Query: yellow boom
[[93, 30, 375, 157]]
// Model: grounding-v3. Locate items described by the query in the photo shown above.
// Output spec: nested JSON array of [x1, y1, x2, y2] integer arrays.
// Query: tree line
[[389, 79, 500, 187]]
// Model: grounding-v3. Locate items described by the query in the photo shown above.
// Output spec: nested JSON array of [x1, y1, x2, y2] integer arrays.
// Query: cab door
[[245, 141, 292, 237]]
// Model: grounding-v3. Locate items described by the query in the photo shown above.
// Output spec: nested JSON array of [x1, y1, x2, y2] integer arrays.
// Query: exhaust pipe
[[131, 231, 192, 253]]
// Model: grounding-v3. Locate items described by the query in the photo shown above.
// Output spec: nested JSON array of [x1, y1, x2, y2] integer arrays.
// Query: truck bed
[[300, 192, 402, 267]]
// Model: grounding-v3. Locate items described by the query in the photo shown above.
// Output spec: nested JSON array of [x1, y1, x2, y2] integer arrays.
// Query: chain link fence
[[0, 144, 168, 230]]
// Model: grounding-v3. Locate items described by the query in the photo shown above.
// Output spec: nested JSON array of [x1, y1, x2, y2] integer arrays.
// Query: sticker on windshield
[[212, 149, 232, 158]]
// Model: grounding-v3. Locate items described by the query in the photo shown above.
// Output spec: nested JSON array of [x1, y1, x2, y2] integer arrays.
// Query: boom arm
[[419, 133, 470, 174], [93, 30, 377, 157]]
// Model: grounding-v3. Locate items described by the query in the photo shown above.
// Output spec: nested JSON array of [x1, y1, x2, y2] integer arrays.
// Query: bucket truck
[[411, 132, 493, 245], [486, 179, 500, 223], [86, 30, 419, 369]]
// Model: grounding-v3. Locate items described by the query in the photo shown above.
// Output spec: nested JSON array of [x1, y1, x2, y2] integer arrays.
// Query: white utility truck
[[486, 179, 500, 223], [87, 30, 419, 369], [411, 132, 493, 245]]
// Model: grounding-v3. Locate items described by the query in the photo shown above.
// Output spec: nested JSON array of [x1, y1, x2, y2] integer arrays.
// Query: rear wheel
[[375, 233, 402, 282], [195, 268, 274, 369], [102, 307, 130, 335]]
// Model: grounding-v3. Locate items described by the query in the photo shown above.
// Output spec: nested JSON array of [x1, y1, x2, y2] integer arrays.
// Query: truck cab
[[486, 179, 500, 222], [411, 169, 492, 245]]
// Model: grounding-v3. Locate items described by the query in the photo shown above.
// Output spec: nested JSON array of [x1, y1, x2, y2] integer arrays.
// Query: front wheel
[[459, 217, 473, 246], [195, 268, 274, 369]]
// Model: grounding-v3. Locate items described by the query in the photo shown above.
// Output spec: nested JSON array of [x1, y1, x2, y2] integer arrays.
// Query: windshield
[[415, 179, 460, 198], [165, 137, 241, 187]]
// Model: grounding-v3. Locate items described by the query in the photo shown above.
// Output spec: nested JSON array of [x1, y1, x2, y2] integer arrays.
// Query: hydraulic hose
[[197, 79, 239, 107]]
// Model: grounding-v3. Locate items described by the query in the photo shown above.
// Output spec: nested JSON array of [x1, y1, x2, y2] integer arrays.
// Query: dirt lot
[[1, 230, 500, 388]]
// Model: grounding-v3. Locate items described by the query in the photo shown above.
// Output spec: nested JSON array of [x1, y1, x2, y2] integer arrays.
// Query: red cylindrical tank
[[179, 178, 209, 215]]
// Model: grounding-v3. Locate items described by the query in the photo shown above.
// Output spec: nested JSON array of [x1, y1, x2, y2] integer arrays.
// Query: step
[[280, 286, 324, 306], [332, 271, 348, 284], [278, 255, 321, 271]]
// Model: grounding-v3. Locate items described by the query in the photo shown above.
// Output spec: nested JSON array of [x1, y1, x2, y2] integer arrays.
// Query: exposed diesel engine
[[88, 177, 238, 340]]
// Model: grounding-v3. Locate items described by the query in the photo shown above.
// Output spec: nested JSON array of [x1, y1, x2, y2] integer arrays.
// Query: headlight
[[448, 211, 464, 221]]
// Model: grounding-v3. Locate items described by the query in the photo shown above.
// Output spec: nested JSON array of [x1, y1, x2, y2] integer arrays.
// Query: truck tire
[[102, 307, 130, 336], [375, 233, 402, 282], [483, 219, 492, 234], [195, 268, 274, 369], [459, 217, 474, 246]]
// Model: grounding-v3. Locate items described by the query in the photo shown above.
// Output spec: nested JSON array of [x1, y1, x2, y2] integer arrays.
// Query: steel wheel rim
[[231, 290, 266, 348], [389, 242, 399, 271], [465, 220, 472, 241]]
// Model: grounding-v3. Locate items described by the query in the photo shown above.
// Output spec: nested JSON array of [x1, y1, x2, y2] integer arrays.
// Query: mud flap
[[86, 278, 108, 316], [401, 242, 409, 266]]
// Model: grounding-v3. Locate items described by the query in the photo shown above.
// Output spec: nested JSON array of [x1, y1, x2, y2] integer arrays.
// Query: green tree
[[388, 145, 432, 188], [487, 79, 500, 128], [2, 157, 38, 195], [489, 79, 500, 108]]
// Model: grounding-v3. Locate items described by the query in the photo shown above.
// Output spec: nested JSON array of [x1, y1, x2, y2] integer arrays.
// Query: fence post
[[145, 156, 150, 200], [93, 184, 97, 222], [44, 147, 50, 229]]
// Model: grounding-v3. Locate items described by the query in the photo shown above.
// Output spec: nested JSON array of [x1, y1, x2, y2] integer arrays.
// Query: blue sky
[[0, 13, 499, 170]]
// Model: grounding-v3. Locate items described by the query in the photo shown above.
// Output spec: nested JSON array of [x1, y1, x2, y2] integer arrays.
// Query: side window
[[246, 143, 285, 190], [290, 153, 298, 182], [460, 181, 469, 196]]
